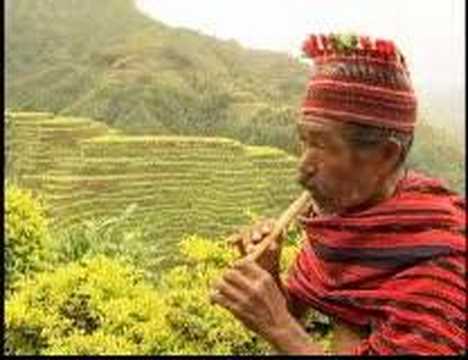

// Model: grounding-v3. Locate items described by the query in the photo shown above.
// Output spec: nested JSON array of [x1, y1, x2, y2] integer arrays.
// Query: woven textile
[[286, 170, 466, 355], [301, 34, 418, 133]]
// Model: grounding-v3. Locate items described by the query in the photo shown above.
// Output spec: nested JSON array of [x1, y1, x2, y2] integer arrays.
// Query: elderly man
[[210, 33, 466, 355]]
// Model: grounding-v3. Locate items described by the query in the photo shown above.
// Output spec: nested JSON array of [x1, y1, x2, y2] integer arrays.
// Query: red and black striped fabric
[[285, 170, 466, 355]]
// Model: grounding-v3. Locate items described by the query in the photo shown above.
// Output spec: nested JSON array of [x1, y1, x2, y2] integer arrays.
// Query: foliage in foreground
[[5, 255, 168, 355], [5, 183, 51, 293], [5, 222, 331, 355], [46, 204, 167, 278]]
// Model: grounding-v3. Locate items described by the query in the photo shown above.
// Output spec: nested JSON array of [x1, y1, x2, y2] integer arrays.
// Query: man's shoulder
[[399, 169, 464, 208]]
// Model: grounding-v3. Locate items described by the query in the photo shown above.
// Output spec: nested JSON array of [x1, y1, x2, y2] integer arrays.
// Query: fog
[[136, 0, 465, 143]]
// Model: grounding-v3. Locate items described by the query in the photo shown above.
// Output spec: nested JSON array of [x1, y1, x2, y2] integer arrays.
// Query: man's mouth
[[296, 172, 321, 195], [296, 172, 334, 210], [297, 172, 311, 189]]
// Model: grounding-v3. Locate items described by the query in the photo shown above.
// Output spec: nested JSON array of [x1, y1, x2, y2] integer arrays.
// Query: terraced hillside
[[6, 112, 117, 181], [6, 112, 302, 264], [6, 0, 307, 155], [6, 0, 464, 196]]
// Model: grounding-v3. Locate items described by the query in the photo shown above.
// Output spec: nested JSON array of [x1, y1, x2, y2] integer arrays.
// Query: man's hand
[[227, 218, 283, 279], [210, 258, 293, 342]]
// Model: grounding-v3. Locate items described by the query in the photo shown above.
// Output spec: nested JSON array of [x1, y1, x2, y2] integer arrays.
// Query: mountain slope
[[6, 0, 307, 153], [6, 0, 464, 194]]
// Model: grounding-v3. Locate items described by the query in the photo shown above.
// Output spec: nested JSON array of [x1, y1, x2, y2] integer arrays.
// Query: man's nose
[[299, 150, 319, 175], [298, 159, 318, 177], [299, 164, 317, 178]]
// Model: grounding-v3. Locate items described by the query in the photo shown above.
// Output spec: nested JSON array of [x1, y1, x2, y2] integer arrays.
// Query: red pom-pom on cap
[[374, 38, 399, 61], [303, 34, 325, 58], [319, 34, 330, 54]]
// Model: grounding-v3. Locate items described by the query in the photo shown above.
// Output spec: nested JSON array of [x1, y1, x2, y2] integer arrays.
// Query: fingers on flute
[[246, 219, 274, 254], [233, 258, 267, 280], [234, 219, 277, 256], [261, 218, 274, 235], [242, 227, 254, 254], [252, 218, 273, 243], [227, 233, 245, 256]]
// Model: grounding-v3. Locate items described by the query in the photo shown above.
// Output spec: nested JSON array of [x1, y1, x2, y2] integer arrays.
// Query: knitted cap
[[301, 33, 418, 133]]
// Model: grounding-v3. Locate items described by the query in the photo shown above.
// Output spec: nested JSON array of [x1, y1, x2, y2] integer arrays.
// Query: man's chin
[[297, 176, 321, 197], [297, 173, 314, 191], [296, 179, 337, 213]]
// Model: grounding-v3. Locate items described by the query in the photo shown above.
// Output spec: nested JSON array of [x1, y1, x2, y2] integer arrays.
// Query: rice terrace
[[4, 0, 465, 356], [6, 111, 301, 267]]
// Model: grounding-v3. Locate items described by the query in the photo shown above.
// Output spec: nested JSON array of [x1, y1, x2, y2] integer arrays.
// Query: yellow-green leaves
[[5, 183, 50, 292], [5, 255, 169, 355]]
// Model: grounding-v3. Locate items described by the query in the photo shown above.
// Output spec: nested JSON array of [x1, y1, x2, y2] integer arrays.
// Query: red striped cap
[[301, 33, 418, 133]]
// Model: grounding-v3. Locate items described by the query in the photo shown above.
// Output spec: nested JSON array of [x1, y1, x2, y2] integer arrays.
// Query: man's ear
[[379, 138, 402, 173]]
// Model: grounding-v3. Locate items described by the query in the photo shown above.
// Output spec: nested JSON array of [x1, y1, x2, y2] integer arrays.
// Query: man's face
[[296, 118, 387, 214]]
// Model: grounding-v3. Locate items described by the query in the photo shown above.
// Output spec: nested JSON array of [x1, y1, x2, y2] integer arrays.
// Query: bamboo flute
[[244, 190, 317, 262]]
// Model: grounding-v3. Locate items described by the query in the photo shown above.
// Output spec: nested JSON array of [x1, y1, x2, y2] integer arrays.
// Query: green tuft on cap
[[332, 33, 359, 52]]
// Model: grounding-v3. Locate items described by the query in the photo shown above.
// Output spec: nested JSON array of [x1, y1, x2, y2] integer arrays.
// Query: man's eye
[[310, 140, 326, 149], [300, 141, 325, 153]]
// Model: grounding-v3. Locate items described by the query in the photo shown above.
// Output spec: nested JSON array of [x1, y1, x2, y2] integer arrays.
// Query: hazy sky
[[136, 0, 465, 93]]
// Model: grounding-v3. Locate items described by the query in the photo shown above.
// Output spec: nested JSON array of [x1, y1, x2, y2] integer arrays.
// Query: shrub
[[5, 248, 266, 356], [5, 182, 51, 293], [160, 225, 330, 355], [5, 255, 172, 355], [158, 235, 272, 355], [6, 221, 331, 355]]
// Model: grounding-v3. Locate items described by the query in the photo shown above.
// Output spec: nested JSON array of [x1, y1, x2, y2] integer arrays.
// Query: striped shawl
[[286, 170, 466, 355]]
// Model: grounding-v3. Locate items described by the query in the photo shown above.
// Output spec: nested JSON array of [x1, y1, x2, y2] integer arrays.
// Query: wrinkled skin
[[210, 117, 405, 354], [210, 257, 293, 342], [296, 117, 404, 215]]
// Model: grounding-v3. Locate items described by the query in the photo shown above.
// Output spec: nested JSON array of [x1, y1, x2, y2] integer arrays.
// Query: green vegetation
[[4, 0, 464, 355], [47, 206, 159, 278], [5, 183, 51, 293], [4, 110, 462, 355], [5, 254, 170, 355], [6, 0, 464, 194], [6, 112, 112, 183], [5, 206, 331, 355], [6, 112, 302, 270], [6, 0, 306, 154], [408, 118, 465, 194]]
